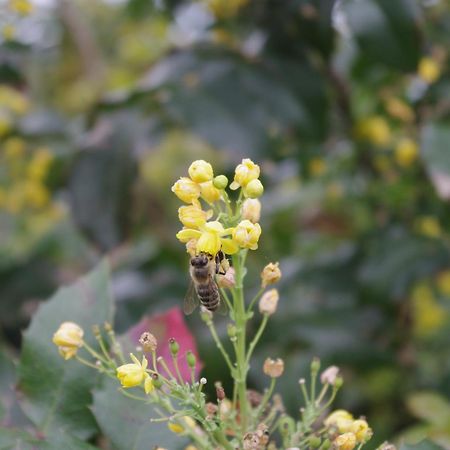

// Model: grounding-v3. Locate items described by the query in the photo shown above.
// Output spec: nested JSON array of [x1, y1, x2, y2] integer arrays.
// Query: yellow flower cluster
[[173, 159, 263, 256], [325, 410, 373, 449]]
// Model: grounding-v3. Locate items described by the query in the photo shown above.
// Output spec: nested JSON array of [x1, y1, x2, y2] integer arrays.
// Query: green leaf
[[17, 260, 114, 439], [407, 392, 450, 426], [421, 122, 450, 200], [92, 378, 188, 450], [343, 0, 421, 71]]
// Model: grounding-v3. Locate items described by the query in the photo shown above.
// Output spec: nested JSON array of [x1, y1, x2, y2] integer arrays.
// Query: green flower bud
[[334, 376, 344, 389], [243, 179, 264, 198], [213, 175, 228, 190], [322, 439, 331, 450], [311, 357, 321, 374], [309, 436, 321, 448], [227, 324, 237, 338], [186, 351, 196, 368], [169, 338, 179, 357], [152, 373, 163, 389]]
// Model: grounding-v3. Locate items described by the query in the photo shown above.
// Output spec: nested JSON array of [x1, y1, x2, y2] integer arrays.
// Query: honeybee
[[184, 251, 229, 315]]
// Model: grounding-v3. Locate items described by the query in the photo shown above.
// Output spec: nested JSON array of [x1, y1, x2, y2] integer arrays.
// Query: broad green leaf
[[17, 261, 114, 439], [343, 0, 421, 71], [92, 378, 188, 450], [407, 392, 450, 426], [421, 122, 450, 200]]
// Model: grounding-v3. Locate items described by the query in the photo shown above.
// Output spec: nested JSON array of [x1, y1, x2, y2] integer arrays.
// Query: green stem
[[206, 319, 235, 374], [247, 287, 264, 313], [245, 314, 268, 367], [254, 377, 276, 422]]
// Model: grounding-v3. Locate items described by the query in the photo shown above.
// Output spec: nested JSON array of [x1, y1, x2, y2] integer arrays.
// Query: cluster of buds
[[173, 158, 263, 257]]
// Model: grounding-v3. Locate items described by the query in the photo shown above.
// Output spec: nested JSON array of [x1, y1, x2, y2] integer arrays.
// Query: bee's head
[[191, 253, 209, 267]]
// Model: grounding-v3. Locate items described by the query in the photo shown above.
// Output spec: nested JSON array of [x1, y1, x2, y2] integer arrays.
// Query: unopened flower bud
[[213, 175, 228, 189], [188, 160, 213, 183], [321, 439, 331, 450], [168, 421, 184, 434], [186, 351, 196, 368], [320, 365, 339, 385], [139, 332, 158, 352], [311, 357, 321, 374], [334, 376, 344, 389], [200, 309, 213, 323], [216, 385, 225, 401], [334, 432, 357, 450], [205, 402, 218, 417], [241, 198, 261, 223], [104, 321, 113, 332], [217, 267, 235, 288], [309, 436, 321, 448], [351, 419, 372, 443], [169, 338, 179, 357], [244, 178, 264, 198], [200, 377, 207, 385], [92, 324, 101, 336], [52, 322, 84, 360], [263, 357, 284, 378], [171, 177, 201, 204], [261, 262, 282, 288], [259, 289, 279, 316], [152, 373, 163, 389], [227, 324, 237, 341]]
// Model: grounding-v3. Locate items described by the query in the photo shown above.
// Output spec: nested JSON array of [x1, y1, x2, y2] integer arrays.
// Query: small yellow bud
[[259, 289, 279, 316], [261, 262, 282, 288], [395, 138, 418, 168], [241, 198, 261, 223], [139, 332, 157, 352], [243, 179, 264, 198], [350, 419, 372, 443], [230, 158, 260, 190], [200, 180, 221, 203], [144, 376, 154, 394], [334, 433, 357, 450], [263, 357, 284, 378], [232, 220, 261, 250], [178, 205, 209, 228], [168, 421, 184, 434], [171, 177, 201, 204], [325, 410, 354, 432], [116, 354, 149, 388], [52, 322, 84, 360], [213, 175, 228, 189], [320, 365, 340, 385], [356, 116, 391, 147], [188, 160, 213, 183], [418, 57, 441, 84]]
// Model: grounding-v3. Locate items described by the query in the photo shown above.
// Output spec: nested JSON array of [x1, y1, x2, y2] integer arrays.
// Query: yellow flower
[[437, 270, 450, 296], [241, 198, 261, 223], [0, 112, 12, 137], [177, 221, 238, 256], [27, 148, 53, 181], [230, 158, 260, 190], [171, 177, 201, 204], [178, 204, 211, 228], [4, 137, 26, 159], [418, 57, 441, 84], [206, 0, 249, 19], [416, 216, 442, 238], [350, 419, 372, 443], [232, 220, 261, 250], [243, 179, 264, 198], [309, 158, 327, 177], [9, 0, 33, 15], [188, 160, 213, 183], [2, 24, 15, 41], [117, 354, 150, 389], [356, 116, 391, 147], [23, 181, 50, 209], [200, 181, 221, 203], [325, 410, 354, 432], [52, 322, 84, 360], [168, 421, 184, 434], [334, 432, 357, 450], [395, 138, 418, 167], [384, 97, 414, 123]]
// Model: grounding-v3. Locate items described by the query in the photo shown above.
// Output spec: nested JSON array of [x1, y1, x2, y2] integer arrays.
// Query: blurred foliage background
[[1, 0, 450, 448]]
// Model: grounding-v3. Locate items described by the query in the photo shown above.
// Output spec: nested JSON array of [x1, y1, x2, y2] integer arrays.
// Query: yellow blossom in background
[[188, 159, 213, 183], [2, 24, 15, 40], [416, 216, 442, 238], [325, 410, 354, 432], [437, 270, 450, 296], [309, 157, 327, 177], [0, 112, 12, 137], [117, 354, 151, 390], [52, 322, 84, 360], [418, 57, 441, 84], [9, 0, 33, 15], [178, 204, 211, 229], [350, 419, 372, 443], [23, 180, 50, 209], [395, 138, 418, 168], [172, 177, 201, 204], [230, 158, 260, 190], [356, 116, 392, 147], [168, 421, 184, 434], [200, 180, 221, 203], [27, 148, 53, 181], [205, 0, 249, 19], [384, 97, 414, 123], [232, 220, 261, 250], [0, 86, 30, 114], [4, 137, 26, 159], [334, 432, 357, 450], [177, 220, 238, 256]]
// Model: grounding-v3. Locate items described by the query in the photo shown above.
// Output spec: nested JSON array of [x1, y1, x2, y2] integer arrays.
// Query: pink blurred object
[[128, 306, 203, 382]]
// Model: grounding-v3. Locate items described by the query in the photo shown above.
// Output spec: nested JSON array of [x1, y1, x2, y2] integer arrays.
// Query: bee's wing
[[183, 281, 199, 315], [216, 287, 229, 316]]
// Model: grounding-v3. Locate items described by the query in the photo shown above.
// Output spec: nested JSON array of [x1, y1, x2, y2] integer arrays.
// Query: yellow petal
[[220, 238, 239, 255], [144, 375, 154, 394], [176, 229, 202, 243]]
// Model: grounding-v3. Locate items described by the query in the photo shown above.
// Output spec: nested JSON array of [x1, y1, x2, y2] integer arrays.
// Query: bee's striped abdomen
[[197, 281, 220, 312]]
